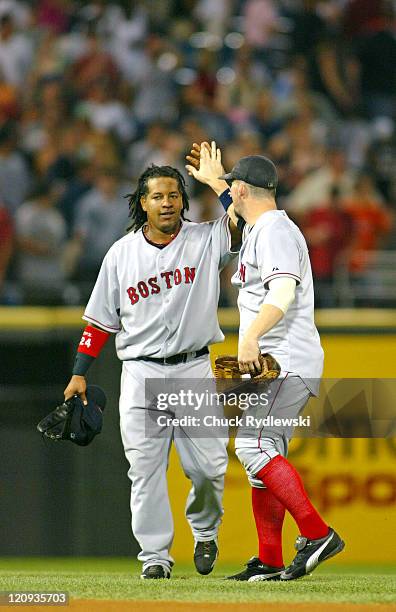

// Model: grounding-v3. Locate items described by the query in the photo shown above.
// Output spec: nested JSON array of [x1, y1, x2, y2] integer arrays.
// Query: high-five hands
[[186, 139, 240, 238], [185, 141, 208, 174], [186, 141, 227, 194]]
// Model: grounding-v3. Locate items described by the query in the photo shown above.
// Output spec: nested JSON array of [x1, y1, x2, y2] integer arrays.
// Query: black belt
[[137, 347, 209, 366]]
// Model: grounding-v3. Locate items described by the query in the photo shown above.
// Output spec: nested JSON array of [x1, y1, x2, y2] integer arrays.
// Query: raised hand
[[185, 141, 209, 173], [186, 141, 227, 194]]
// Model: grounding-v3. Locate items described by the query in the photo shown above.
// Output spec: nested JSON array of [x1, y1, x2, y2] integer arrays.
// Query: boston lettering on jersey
[[126, 266, 196, 305]]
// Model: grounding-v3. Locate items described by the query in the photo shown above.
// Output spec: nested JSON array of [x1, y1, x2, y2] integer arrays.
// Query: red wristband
[[78, 325, 110, 357]]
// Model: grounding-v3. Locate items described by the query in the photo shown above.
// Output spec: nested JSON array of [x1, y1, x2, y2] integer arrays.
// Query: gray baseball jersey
[[232, 209, 323, 394], [83, 215, 236, 358]]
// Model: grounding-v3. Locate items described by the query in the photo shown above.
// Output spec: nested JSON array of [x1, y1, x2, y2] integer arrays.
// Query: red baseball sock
[[252, 487, 285, 568], [256, 455, 329, 540]]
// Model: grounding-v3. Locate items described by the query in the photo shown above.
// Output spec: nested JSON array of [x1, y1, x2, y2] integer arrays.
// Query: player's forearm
[[217, 187, 241, 229], [244, 304, 284, 342], [64, 325, 110, 403], [207, 178, 229, 196], [245, 278, 297, 340], [72, 325, 110, 376]]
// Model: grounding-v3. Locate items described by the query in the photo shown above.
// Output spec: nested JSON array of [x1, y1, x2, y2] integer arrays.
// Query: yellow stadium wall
[[168, 333, 396, 565]]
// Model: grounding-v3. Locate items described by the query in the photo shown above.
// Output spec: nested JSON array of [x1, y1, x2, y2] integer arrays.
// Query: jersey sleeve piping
[[82, 314, 121, 333], [262, 271, 301, 289]]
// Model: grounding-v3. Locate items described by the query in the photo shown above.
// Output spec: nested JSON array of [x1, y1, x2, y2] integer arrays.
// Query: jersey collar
[[254, 209, 287, 229], [141, 221, 183, 250]]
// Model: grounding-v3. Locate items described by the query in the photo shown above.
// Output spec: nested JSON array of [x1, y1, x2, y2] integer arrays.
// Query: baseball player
[[187, 147, 344, 582], [63, 156, 242, 579]]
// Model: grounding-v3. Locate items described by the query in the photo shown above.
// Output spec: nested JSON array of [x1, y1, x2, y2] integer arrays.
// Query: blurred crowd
[[0, 0, 395, 307]]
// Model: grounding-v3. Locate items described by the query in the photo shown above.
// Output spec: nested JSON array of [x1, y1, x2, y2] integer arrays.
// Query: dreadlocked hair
[[125, 165, 190, 232]]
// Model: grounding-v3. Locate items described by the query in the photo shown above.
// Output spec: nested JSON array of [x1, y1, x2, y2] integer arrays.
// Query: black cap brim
[[218, 172, 234, 181]]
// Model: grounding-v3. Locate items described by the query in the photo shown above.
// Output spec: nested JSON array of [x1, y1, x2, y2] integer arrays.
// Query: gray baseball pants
[[119, 354, 228, 571]]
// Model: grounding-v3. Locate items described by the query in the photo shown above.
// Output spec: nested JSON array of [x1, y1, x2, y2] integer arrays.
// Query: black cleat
[[194, 539, 218, 575], [140, 564, 171, 579], [226, 557, 284, 581], [281, 527, 345, 581]]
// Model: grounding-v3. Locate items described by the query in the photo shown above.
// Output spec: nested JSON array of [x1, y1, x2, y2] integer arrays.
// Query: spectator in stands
[[0, 1, 31, 28], [222, 131, 262, 173], [0, 65, 18, 121], [243, 0, 278, 51], [0, 12, 32, 88], [274, 60, 337, 126], [128, 35, 178, 125], [57, 159, 95, 238], [127, 127, 186, 181], [343, 0, 386, 40], [215, 44, 268, 125], [367, 117, 396, 204], [343, 172, 393, 272], [64, 166, 128, 297], [103, 0, 148, 79], [0, 201, 13, 301], [74, 77, 135, 143], [0, 121, 31, 215], [36, 0, 75, 34], [286, 147, 355, 218], [194, 0, 232, 37], [27, 29, 66, 86], [65, 116, 121, 168], [290, 0, 358, 116], [126, 121, 169, 180], [15, 181, 67, 305], [355, 3, 396, 119], [179, 81, 234, 145], [267, 112, 326, 202], [180, 116, 210, 152], [69, 28, 119, 96], [23, 79, 71, 172], [303, 186, 353, 307], [156, 130, 187, 176], [249, 90, 285, 143], [194, 49, 219, 104], [0, 0, 393, 309]]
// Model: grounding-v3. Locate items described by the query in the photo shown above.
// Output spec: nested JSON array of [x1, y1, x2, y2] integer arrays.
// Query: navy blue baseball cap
[[69, 385, 107, 446], [219, 155, 278, 189]]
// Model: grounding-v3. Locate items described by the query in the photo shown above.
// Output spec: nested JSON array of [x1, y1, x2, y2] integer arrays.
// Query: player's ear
[[140, 195, 147, 212], [238, 182, 246, 199]]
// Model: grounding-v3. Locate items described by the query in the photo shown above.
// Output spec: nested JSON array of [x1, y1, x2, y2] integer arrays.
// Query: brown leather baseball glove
[[214, 353, 281, 381]]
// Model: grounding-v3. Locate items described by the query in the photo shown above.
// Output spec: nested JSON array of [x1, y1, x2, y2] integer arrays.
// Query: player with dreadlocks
[[63, 143, 242, 579], [125, 164, 190, 232]]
